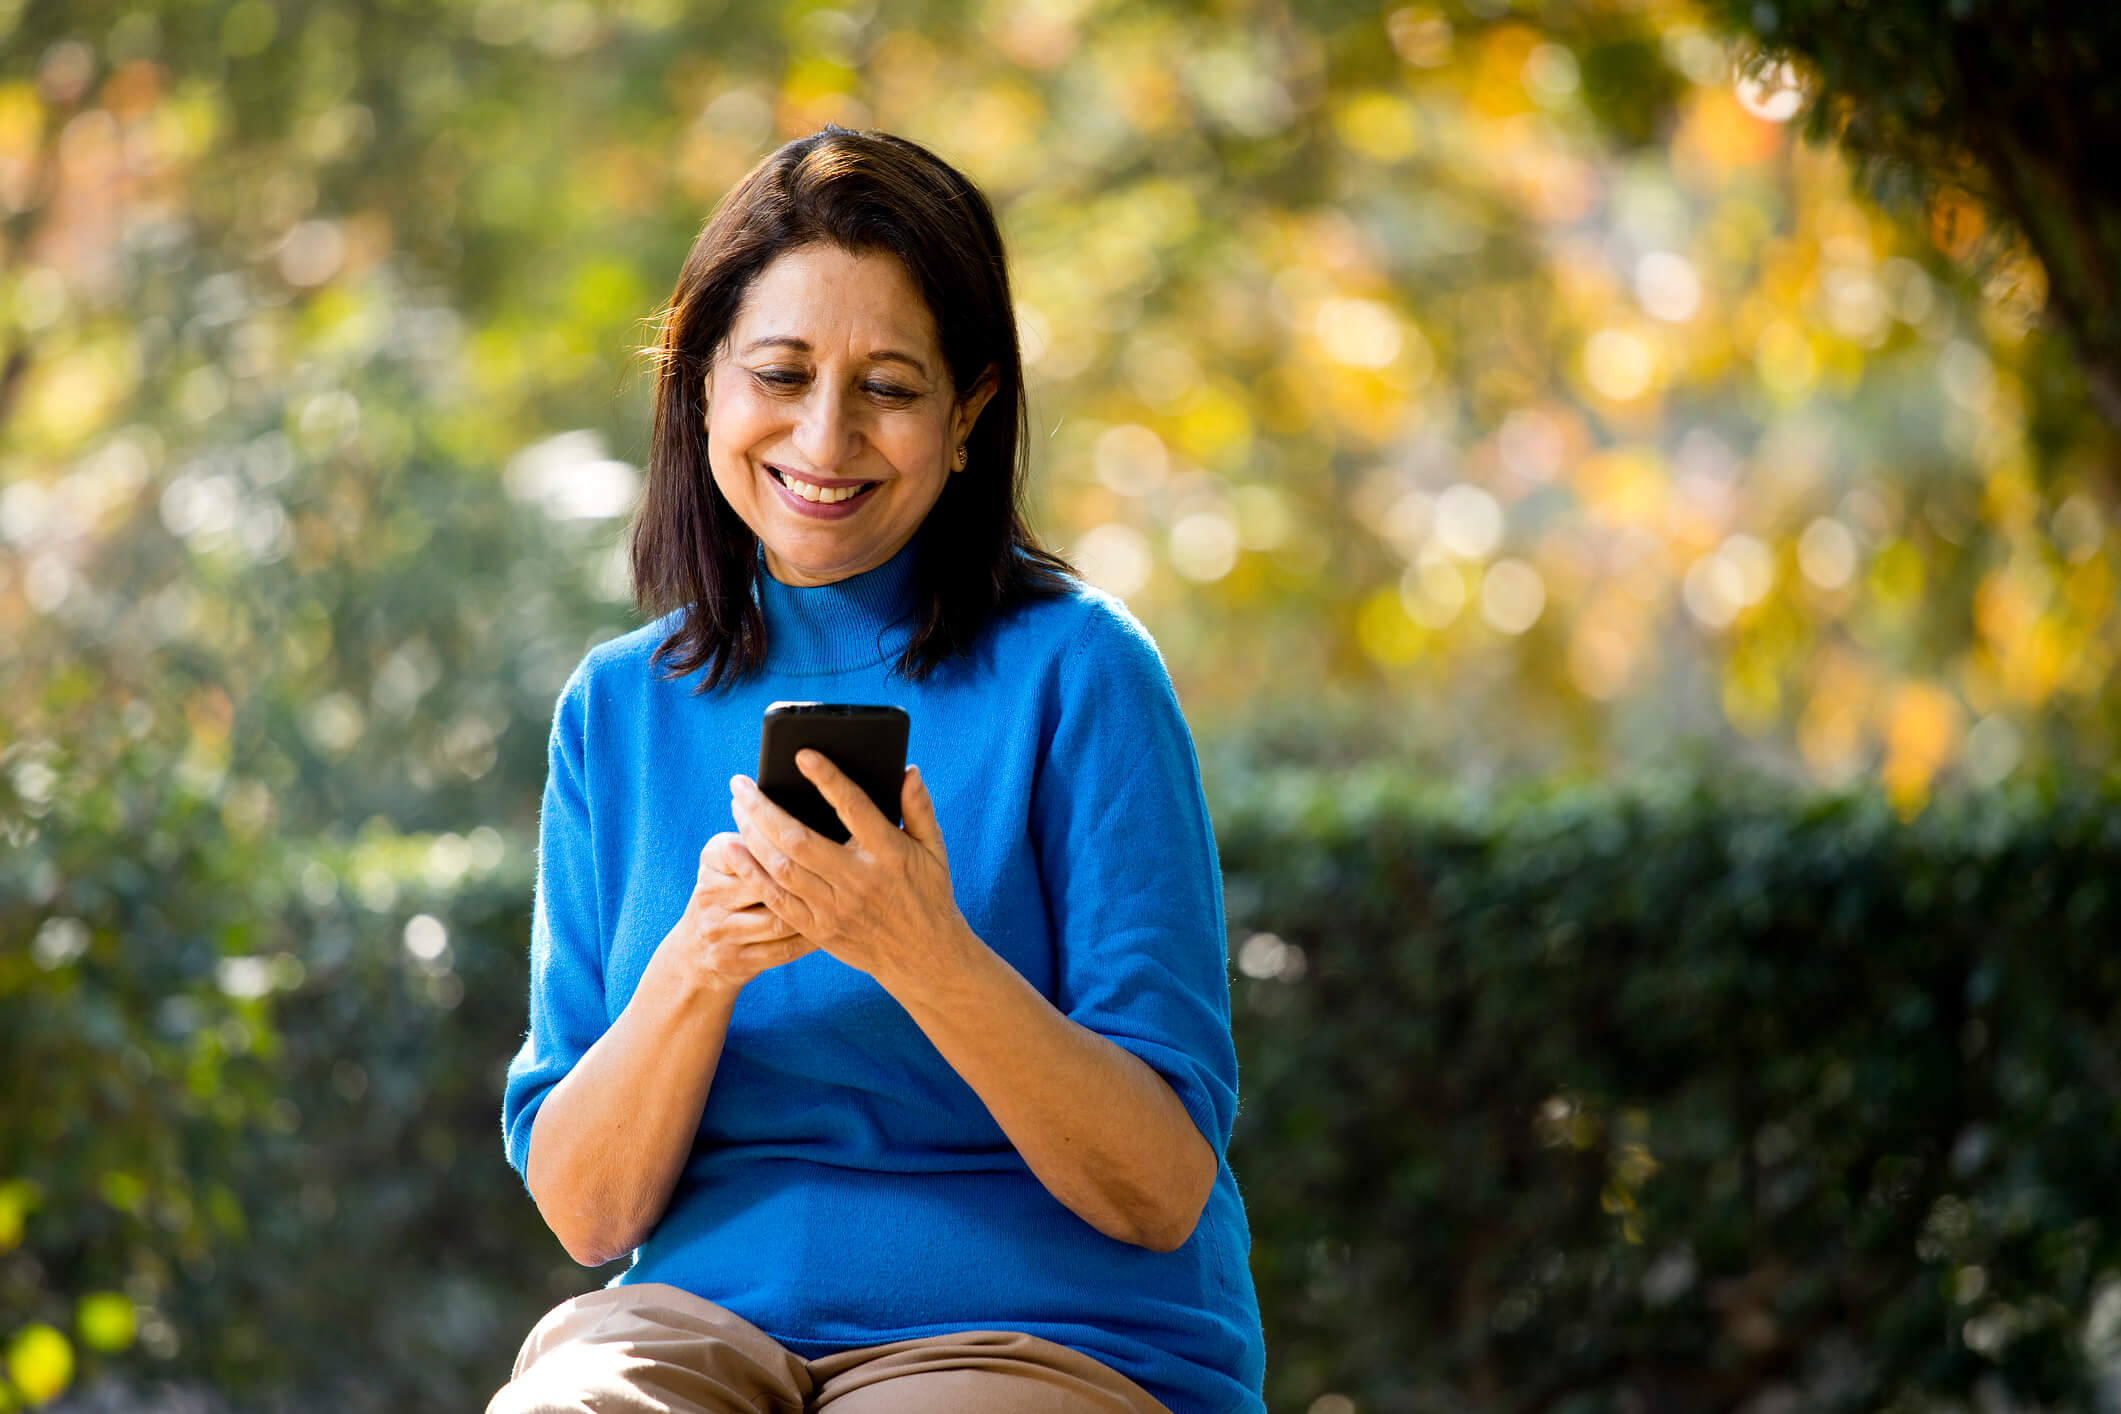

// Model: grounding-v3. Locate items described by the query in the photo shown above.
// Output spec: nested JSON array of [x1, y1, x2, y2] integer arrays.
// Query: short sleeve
[[500, 663, 610, 1183], [1031, 602, 1238, 1158]]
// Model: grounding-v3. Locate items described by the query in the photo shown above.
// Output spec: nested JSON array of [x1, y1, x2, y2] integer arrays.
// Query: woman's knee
[[489, 1284, 809, 1414], [808, 1331, 1168, 1414]]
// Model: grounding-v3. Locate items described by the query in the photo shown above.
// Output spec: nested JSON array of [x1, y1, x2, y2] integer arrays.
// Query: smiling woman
[[488, 127, 1267, 1414]]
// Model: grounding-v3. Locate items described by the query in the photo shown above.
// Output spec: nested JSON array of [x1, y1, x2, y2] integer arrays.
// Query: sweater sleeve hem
[[503, 1085, 552, 1187], [1101, 1032, 1229, 1161]]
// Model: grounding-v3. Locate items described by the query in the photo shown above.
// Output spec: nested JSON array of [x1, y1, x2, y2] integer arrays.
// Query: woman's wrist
[[868, 915, 987, 1011], [644, 922, 748, 1014]]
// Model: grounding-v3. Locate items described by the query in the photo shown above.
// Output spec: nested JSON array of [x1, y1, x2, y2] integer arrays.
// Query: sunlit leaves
[[10, 0, 2113, 800], [74, 1293, 136, 1354], [0, 1179, 38, 1254], [4, 1324, 71, 1407]]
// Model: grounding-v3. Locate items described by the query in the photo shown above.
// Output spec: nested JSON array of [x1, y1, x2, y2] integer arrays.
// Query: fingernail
[[731, 775, 755, 797]]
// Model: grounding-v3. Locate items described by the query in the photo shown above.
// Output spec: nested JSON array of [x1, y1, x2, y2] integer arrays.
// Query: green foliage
[[12, 759, 2121, 1410], [1572, 33, 1682, 149], [1217, 768, 2121, 1412], [1, 728, 577, 1412], [0, 246, 625, 1407]]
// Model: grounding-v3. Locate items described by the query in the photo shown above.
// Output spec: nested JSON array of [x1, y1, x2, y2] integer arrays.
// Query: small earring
[[954, 444, 968, 471]]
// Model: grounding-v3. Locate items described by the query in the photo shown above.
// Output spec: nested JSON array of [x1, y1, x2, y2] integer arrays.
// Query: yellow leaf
[[76, 1292, 136, 1353], [1332, 91, 1422, 163], [1355, 587, 1426, 667], [5, 1325, 72, 1406], [0, 1180, 40, 1254], [96, 1172, 147, 1216], [1574, 447, 1667, 528]]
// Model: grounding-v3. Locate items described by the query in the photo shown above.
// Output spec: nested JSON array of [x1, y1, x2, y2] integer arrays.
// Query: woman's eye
[[750, 370, 916, 401]]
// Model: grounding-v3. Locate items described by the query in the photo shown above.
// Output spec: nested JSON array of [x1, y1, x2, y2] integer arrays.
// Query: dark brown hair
[[630, 125, 1077, 691]]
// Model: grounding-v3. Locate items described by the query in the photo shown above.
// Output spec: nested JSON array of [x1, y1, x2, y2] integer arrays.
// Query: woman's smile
[[765, 463, 882, 518]]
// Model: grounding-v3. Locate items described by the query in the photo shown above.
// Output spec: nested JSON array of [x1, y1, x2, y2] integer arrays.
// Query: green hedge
[[1217, 767, 2121, 1413], [2, 732, 582, 1413], [7, 761, 2120, 1412]]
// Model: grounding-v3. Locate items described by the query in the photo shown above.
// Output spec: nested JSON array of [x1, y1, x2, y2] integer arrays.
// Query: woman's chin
[[760, 531, 898, 587]]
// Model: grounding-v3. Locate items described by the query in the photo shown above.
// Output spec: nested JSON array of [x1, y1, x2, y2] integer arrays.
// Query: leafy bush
[[8, 763, 2120, 1412], [2, 730, 575, 1414], [1217, 766, 2121, 1412]]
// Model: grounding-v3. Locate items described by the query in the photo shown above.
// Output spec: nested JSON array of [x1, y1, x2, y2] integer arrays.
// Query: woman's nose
[[790, 386, 861, 472]]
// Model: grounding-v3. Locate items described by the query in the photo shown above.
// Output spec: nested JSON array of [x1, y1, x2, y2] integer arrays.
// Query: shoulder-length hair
[[630, 125, 1077, 692]]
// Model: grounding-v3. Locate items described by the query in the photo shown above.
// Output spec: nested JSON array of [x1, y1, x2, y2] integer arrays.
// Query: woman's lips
[[766, 465, 880, 520]]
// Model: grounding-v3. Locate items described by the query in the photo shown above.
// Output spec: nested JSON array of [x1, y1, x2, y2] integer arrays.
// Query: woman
[[489, 126, 1266, 1414]]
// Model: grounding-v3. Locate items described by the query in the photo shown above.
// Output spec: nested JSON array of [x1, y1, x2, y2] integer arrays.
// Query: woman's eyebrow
[[740, 336, 930, 379]]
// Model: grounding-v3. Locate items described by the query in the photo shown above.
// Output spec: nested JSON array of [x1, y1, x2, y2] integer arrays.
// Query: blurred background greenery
[[2, 0, 2116, 1410]]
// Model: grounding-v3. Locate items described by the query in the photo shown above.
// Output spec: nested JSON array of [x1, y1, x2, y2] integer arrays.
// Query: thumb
[[900, 765, 946, 858], [699, 831, 742, 882]]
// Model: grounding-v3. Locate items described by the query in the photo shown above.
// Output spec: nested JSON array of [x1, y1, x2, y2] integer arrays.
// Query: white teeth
[[776, 470, 869, 504]]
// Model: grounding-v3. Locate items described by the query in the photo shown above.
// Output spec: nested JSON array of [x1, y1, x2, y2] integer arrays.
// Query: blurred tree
[[5, 0, 2116, 794], [1710, 0, 2121, 441]]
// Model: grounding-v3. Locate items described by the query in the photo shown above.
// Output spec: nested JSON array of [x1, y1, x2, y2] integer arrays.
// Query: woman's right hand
[[658, 831, 818, 999]]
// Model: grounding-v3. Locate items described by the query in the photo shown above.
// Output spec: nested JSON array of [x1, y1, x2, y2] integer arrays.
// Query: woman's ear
[[952, 365, 999, 445]]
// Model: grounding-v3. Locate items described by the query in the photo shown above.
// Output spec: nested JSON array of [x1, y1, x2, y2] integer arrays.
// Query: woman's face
[[705, 243, 995, 587]]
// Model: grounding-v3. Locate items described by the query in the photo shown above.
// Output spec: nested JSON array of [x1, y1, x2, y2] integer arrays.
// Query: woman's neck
[[752, 535, 921, 675]]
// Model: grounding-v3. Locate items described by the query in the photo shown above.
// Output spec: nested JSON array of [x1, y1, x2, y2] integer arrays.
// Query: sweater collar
[[754, 535, 922, 675]]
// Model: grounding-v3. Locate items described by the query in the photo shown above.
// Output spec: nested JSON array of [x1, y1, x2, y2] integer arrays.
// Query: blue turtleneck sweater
[[501, 535, 1266, 1414]]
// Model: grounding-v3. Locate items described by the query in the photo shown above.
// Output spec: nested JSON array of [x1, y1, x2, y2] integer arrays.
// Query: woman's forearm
[[524, 944, 737, 1267], [880, 924, 1218, 1252]]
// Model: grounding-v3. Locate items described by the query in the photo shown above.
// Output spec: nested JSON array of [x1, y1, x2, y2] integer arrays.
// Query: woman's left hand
[[726, 752, 972, 994]]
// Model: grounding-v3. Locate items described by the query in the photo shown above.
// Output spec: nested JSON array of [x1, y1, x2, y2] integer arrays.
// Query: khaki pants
[[487, 1283, 1174, 1414]]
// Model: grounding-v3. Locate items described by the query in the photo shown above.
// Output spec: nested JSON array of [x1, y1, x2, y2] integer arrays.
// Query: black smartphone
[[756, 702, 910, 844]]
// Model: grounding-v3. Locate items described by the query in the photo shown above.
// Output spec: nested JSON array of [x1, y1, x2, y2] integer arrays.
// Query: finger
[[714, 904, 800, 945], [725, 801, 821, 929], [793, 749, 894, 853], [699, 831, 744, 882], [698, 888, 769, 929], [729, 774, 834, 874], [712, 893, 797, 946], [898, 764, 947, 860], [743, 935, 819, 970], [696, 845, 766, 910], [729, 793, 803, 882], [697, 871, 761, 910], [708, 839, 776, 886]]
